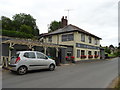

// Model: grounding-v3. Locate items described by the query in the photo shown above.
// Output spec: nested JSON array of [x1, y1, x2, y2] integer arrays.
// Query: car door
[[36, 52, 50, 69], [23, 52, 38, 70]]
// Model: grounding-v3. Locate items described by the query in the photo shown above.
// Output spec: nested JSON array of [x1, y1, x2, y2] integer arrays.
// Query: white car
[[9, 51, 56, 75]]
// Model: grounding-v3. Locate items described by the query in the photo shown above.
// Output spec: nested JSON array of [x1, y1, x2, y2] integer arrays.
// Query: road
[[2, 58, 118, 88]]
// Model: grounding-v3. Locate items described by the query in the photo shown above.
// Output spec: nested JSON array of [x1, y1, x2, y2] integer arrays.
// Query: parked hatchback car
[[9, 51, 56, 75]]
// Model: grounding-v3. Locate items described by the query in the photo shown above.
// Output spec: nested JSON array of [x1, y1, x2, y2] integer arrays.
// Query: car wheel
[[49, 64, 55, 71], [17, 66, 27, 75]]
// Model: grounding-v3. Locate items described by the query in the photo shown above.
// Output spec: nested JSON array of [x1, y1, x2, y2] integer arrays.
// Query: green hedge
[[1, 29, 34, 38]]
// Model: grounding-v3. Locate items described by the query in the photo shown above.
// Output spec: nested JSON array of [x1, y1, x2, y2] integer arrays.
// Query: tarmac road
[[2, 58, 118, 88]]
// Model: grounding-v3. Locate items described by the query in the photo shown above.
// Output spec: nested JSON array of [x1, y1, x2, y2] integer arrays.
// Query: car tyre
[[49, 64, 55, 71], [17, 66, 27, 75]]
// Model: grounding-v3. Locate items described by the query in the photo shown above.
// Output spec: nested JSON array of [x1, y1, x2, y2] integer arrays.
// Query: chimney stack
[[61, 16, 68, 28]]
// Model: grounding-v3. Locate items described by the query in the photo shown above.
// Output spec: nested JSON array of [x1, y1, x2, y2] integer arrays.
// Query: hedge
[[1, 29, 34, 38]]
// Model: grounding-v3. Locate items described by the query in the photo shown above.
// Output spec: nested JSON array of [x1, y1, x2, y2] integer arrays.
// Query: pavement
[[2, 58, 118, 88]]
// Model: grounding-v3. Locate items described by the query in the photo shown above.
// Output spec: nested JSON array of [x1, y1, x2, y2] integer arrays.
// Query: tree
[[12, 13, 39, 36], [48, 20, 61, 33], [1, 16, 13, 30], [105, 46, 111, 54], [109, 44, 114, 49], [20, 24, 32, 34]]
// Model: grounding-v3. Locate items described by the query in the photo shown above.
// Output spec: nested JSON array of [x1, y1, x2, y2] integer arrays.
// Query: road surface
[[2, 58, 118, 88]]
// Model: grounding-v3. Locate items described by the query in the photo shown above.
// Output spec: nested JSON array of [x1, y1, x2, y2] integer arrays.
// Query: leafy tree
[[0, 20, 2, 29], [105, 46, 111, 54], [109, 44, 114, 49], [1, 16, 13, 30], [20, 24, 32, 34], [48, 20, 61, 33], [12, 13, 39, 36], [1, 13, 39, 37]]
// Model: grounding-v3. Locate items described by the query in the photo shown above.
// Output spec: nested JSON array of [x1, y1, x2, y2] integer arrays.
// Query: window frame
[[95, 38, 98, 45], [94, 51, 97, 55], [81, 33, 85, 42], [88, 36, 92, 43], [88, 51, 92, 55], [36, 52, 48, 59], [48, 36, 52, 42], [81, 50, 85, 55], [62, 33, 74, 42]]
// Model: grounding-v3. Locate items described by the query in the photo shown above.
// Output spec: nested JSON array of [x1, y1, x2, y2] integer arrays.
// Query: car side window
[[24, 52, 36, 58], [36, 52, 48, 59]]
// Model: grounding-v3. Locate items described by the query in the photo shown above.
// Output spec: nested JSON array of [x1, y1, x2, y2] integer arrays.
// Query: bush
[[2, 29, 34, 38]]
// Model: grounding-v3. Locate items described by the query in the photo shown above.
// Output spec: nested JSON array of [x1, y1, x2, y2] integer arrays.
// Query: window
[[81, 33, 85, 42], [24, 52, 35, 58], [68, 34, 74, 41], [94, 51, 97, 55], [67, 51, 72, 56], [98, 51, 99, 56], [62, 34, 74, 41], [48, 36, 52, 42], [36, 52, 47, 59], [62, 35, 67, 41], [77, 50, 80, 58], [81, 50, 85, 55], [88, 51, 92, 55], [88, 36, 92, 43], [95, 38, 98, 45]]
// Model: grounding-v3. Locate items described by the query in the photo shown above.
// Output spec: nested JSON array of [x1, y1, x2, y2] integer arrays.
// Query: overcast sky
[[0, 0, 119, 46]]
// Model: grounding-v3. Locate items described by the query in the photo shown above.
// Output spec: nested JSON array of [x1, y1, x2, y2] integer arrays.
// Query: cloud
[[0, 0, 118, 46]]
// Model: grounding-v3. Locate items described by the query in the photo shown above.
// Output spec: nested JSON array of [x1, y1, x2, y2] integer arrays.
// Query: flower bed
[[94, 55, 99, 58], [80, 55, 86, 59], [88, 55, 93, 58]]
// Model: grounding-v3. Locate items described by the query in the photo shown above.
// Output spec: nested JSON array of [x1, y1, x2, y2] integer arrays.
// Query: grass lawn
[[108, 54, 117, 57]]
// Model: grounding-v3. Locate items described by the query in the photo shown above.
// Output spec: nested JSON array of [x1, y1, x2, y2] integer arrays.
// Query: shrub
[[2, 29, 34, 38]]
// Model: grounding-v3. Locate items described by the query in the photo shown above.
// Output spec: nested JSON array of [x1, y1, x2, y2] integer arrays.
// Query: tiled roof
[[41, 24, 101, 39]]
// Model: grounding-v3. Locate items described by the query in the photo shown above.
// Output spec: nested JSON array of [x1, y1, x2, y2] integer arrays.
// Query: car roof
[[17, 51, 41, 53]]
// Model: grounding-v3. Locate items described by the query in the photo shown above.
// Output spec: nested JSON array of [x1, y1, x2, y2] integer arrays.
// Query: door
[[36, 52, 50, 69], [23, 52, 38, 70]]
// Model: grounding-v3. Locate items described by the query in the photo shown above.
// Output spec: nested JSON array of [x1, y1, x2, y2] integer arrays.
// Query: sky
[[0, 0, 119, 46]]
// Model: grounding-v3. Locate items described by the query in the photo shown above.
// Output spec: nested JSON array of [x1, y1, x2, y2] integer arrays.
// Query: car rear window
[[11, 53, 20, 59]]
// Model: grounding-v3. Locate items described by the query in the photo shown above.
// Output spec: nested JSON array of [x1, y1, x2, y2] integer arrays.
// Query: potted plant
[[71, 56, 75, 63], [80, 55, 86, 59], [94, 55, 99, 58], [88, 55, 93, 58], [65, 56, 69, 61]]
